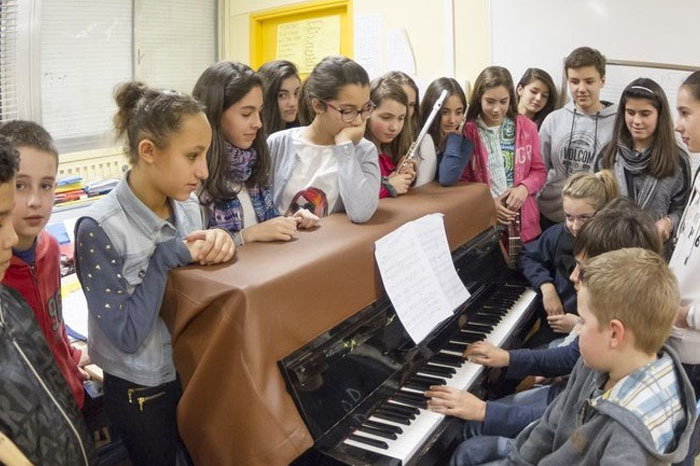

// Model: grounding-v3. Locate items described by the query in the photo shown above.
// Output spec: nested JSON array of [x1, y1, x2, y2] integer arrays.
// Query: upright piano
[[161, 183, 538, 466]]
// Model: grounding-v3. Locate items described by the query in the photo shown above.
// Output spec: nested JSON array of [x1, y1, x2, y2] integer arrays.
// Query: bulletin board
[[249, 0, 353, 75]]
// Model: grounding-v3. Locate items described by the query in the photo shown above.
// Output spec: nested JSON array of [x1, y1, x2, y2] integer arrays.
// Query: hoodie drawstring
[[593, 110, 600, 158], [565, 107, 577, 176]]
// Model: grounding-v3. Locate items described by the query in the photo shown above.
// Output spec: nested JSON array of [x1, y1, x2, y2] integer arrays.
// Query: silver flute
[[399, 89, 448, 169]]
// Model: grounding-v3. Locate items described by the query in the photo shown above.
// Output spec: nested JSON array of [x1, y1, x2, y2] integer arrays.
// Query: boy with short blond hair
[[0, 120, 88, 409], [506, 248, 696, 465]]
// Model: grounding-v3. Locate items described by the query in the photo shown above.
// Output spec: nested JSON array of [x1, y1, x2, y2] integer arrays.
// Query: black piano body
[[280, 226, 539, 466]]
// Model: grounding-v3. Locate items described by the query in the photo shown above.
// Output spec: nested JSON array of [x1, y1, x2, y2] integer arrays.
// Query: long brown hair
[[297, 56, 370, 125], [601, 78, 680, 179], [192, 61, 270, 202], [516, 68, 558, 127], [468, 66, 518, 122], [365, 77, 413, 165], [258, 59, 300, 135], [383, 70, 421, 134], [420, 77, 466, 150]]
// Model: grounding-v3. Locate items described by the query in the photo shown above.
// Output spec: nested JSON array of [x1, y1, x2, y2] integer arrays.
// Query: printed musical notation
[[374, 214, 470, 344]]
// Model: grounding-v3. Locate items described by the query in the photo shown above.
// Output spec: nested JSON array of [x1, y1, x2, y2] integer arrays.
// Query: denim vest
[[79, 175, 201, 386]]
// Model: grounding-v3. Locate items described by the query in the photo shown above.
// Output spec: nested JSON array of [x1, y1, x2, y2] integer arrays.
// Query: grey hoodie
[[537, 100, 617, 222], [503, 346, 697, 466]]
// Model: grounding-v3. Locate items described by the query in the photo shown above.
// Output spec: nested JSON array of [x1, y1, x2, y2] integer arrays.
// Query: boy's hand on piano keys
[[494, 197, 516, 224], [425, 386, 487, 421], [463, 341, 510, 367], [291, 209, 320, 229], [243, 217, 298, 243], [503, 185, 528, 210], [540, 283, 564, 316], [547, 313, 578, 334]]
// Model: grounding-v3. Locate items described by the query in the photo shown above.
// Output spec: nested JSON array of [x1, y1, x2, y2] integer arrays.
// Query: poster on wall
[[276, 16, 341, 73]]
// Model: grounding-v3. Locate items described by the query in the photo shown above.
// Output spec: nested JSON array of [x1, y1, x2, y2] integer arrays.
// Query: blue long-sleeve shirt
[[437, 133, 474, 187], [519, 223, 577, 313], [480, 338, 580, 437], [75, 217, 191, 354]]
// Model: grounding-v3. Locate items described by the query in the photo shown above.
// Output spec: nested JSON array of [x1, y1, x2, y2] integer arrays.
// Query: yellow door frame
[[249, 0, 353, 72]]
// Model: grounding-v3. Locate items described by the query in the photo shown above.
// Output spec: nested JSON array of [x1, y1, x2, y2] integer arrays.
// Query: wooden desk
[[161, 182, 495, 466]]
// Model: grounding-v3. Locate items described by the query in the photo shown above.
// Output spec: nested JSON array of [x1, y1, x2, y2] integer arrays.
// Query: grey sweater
[[537, 101, 617, 222], [503, 346, 697, 466]]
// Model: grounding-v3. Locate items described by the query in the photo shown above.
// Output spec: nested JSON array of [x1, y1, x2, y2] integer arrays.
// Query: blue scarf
[[204, 143, 278, 234]]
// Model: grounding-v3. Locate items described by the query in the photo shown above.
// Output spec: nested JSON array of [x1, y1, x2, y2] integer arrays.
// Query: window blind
[[0, 0, 19, 122], [134, 0, 217, 93], [40, 0, 132, 152]]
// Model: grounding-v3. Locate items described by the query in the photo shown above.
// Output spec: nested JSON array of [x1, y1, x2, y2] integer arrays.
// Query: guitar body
[[500, 211, 522, 269]]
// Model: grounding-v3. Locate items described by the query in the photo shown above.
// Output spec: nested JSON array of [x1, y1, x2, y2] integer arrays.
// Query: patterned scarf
[[477, 116, 516, 196], [204, 143, 278, 234], [613, 143, 658, 209]]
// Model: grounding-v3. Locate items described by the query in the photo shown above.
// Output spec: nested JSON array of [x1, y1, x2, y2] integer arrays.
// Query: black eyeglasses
[[323, 100, 376, 122]]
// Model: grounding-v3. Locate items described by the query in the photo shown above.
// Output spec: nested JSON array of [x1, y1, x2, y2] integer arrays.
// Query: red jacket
[[2, 230, 85, 408], [461, 115, 547, 243]]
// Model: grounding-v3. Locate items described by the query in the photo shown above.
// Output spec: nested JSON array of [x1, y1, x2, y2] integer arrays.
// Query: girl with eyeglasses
[[267, 56, 380, 222], [598, 78, 691, 248]]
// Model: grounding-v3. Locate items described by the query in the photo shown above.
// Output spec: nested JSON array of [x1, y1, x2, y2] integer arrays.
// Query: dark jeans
[[103, 373, 183, 466]]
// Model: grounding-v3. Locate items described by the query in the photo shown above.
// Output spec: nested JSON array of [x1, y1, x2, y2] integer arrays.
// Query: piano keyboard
[[343, 284, 537, 464]]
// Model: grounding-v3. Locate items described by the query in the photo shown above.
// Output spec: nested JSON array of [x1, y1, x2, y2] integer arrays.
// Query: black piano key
[[382, 402, 420, 416], [392, 393, 428, 410], [461, 323, 492, 333], [373, 410, 412, 425], [411, 374, 446, 386], [419, 364, 456, 377], [348, 434, 389, 450], [395, 390, 429, 404], [356, 425, 398, 441], [481, 306, 508, 316], [403, 379, 432, 392], [444, 341, 471, 353], [375, 408, 414, 423], [452, 333, 482, 344], [470, 315, 501, 325], [364, 420, 403, 434], [431, 354, 464, 367]]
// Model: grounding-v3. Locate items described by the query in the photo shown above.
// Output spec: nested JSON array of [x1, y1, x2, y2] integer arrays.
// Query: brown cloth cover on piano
[[161, 182, 495, 466]]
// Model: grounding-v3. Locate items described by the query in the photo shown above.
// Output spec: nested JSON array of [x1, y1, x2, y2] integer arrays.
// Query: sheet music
[[412, 214, 471, 310], [375, 214, 469, 344]]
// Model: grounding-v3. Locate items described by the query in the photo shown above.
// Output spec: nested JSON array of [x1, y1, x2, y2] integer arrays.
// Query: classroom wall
[[490, 0, 700, 98], [224, 0, 492, 93]]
